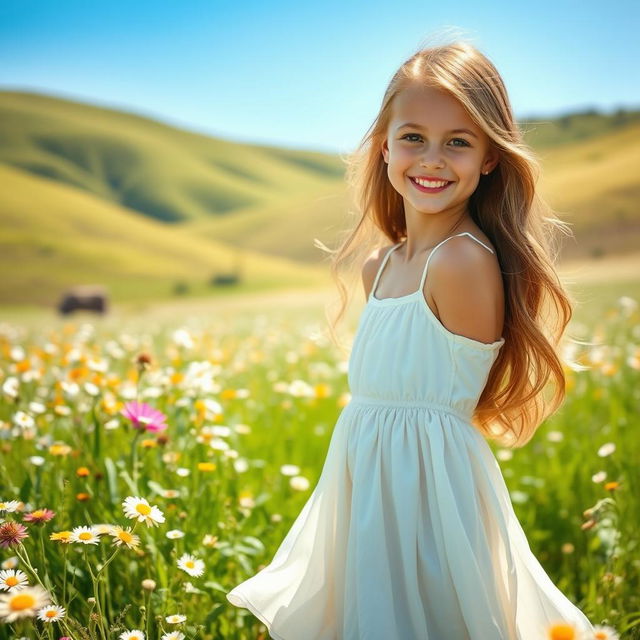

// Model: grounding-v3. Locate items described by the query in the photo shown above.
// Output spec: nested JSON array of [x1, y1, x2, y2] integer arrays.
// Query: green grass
[[0, 277, 638, 638]]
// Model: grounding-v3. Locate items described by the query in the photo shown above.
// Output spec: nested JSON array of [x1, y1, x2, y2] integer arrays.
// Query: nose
[[419, 145, 445, 169]]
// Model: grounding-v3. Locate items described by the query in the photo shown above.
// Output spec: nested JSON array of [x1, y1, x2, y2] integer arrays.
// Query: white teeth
[[414, 177, 449, 188]]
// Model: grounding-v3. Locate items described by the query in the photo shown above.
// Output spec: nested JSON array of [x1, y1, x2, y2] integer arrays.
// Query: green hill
[[0, 89, 638, 307], [0, 162, 326, 306], [0, 90, 345, 224]]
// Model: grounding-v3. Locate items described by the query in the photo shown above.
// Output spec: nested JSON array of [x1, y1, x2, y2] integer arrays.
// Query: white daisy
[[165, 613, 187, 624], [2, 377, 19, 399], [119, 630, 146, 640], [0, 557, 18, 570], [93, 523, 116, 535], [0, 584, 51, 622], [592, 625, 619, 639], [290, 475, 310, 491], [36, 603, 66, 622], [162, 632, 185, 640], [69, 526, 101, 545], [166, 529, 184, 539], [13, 410, 34, 429], [177, 553, 205, 577], [0, 569, 29, 591], [597, 442, 616, 457], [0, 500, 21, 514], [122, 496, 165, 527], [280, 464, 300, 476]]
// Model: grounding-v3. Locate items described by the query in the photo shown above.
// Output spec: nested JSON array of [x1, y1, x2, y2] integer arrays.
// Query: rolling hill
[[0, 162, 327, 306], [0, 90, 638, 306]]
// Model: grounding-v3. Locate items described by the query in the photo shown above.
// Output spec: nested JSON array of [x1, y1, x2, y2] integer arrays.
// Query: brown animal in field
[[57, 285, 109, 315]]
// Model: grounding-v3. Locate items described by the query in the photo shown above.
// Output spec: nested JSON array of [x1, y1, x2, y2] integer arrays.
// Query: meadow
[[0, 276, 638, 640]]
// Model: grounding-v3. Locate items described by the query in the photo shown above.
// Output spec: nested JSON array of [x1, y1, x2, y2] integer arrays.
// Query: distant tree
[[173, 280, 190, 295], [612, 108, 629, 127]]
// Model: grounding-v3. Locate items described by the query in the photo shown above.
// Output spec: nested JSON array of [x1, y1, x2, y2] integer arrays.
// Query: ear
[[482, 147, 500, 174], [381, 138, 389, 164]]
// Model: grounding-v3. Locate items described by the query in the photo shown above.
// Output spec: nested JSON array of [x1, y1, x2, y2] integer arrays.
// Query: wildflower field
[[0, 290, 638, 640]]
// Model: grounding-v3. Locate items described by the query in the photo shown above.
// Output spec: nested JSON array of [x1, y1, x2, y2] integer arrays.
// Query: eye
[[400, 133, 470, 147]]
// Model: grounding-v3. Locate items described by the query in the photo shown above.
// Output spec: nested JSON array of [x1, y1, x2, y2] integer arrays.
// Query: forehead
[[389, 84, 478, 132]]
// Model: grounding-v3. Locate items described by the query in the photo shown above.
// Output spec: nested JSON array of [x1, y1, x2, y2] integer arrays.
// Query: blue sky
[[1, 0, 638, 154]]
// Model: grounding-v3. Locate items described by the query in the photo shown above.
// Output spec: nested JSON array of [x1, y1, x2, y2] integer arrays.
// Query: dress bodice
[[347, 232, 505, 421]]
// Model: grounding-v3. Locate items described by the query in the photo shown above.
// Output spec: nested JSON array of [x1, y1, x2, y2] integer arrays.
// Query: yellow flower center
[[549, 624, 576, 640], [5, 576, 19, 586], [79, 532, 93, 540], [45, 610, 57, 618], [186, 561, 194, 568], [119, 531, 133, 543], [136, 503, 152, 515], [10, 593, 36, 611], [32, 509, 45, 518]]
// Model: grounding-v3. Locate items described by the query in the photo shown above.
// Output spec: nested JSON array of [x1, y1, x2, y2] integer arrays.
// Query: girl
[[227, 40, 597, 639]]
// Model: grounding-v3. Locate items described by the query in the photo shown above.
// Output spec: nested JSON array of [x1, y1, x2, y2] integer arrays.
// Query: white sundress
[[226, 231, 596, 639]]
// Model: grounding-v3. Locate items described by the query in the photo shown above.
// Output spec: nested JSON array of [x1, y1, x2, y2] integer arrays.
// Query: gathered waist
[[348, 394, 472, 421]]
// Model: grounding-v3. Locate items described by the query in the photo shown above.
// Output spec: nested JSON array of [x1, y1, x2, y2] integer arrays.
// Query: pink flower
[[23, 508, 56, 524], [0, 521, 29, 548], [121, 401, 168, 433]]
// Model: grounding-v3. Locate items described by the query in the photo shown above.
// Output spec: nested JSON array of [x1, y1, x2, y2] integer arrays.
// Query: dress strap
[[369, 241, 404, 301], [418, 231, 495, 291]]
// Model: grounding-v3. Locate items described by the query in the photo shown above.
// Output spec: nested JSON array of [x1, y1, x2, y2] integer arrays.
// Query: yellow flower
[[604, 481, 620, 492], [197, 462, 216, 472], [49, 443, 71, 456], [314, 383, 331, 399], [547, 622, 577, 640], [109, 526, 140, 550]]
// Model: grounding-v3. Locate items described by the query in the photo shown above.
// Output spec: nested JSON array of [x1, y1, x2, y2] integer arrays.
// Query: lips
[[409, 176, 453, 193]]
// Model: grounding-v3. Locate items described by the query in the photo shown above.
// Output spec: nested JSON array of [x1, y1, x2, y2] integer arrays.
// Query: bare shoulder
[[362, 243, 396, 300], [426, 234, 504, 343]]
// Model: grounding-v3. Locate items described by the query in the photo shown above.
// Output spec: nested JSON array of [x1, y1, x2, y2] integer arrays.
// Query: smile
[[409, 177, 453, 193]]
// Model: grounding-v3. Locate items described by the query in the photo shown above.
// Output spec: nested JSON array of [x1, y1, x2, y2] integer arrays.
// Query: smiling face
[[381, 83, 499, 220]]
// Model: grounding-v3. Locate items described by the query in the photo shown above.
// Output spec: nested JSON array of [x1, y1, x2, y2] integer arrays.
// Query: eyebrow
[[396, 122, 479, 139]]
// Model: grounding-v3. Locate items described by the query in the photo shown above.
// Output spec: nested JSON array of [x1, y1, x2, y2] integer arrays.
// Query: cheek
[[454, 154, 483, 174], [389, 145, 414, 167]]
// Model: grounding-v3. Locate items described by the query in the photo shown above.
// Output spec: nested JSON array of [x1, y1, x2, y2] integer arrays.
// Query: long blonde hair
[[317, 38, 575, 448]]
